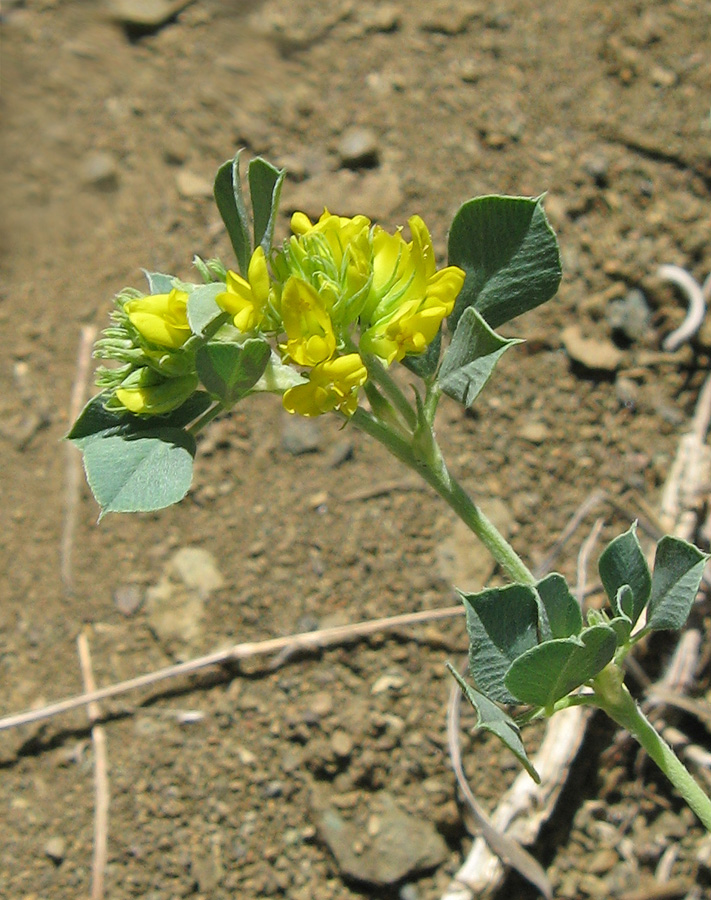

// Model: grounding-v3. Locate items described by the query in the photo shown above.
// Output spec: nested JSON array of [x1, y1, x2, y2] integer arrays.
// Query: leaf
[[505, 625, 618, 708], [598, 523, 651, 628], [646, 536, 708, 631], [186, 282, 229, 337], [248, 156, 286, 255], [82, 427, 196, 517], [402, 329, 441, 379], [438, 307, 522, 408], [214, 151, 251, 276], [447, 664, 540, 782], [142, 270, 175, 295], [535, 573, 582, 640], [195, 338, 270, 406], [67, 394, 125, 446], [460, 583, 540, 705], [448, 195, 561, 332]]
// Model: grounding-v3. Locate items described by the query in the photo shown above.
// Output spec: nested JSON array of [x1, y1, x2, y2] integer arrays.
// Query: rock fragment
[[108, 0, 193, 32], [562, 325, 623, 372], [81, 151, 119, 190], [44, 836, 66, 864], [338, 126, 380, 169], [176, 169, 212, 199], [312, 790, 447, 886]]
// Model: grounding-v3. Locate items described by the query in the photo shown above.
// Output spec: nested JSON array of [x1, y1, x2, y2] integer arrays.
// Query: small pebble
[[607, 289, 652, 343], [338, 126, 380, 169], [331, 729, 354, 759], [281, 413, 321, 455], [519, 421, 549, 444], [44, 836, 66, 864], [562, 325, 623, 372], [176, 169, 212, 199], [81, 151, 119, 190], [113, 583, 144, 616]]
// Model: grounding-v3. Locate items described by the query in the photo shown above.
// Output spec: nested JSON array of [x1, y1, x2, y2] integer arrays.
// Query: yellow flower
[[359, 295, 452, 364], [282, 353, 367, 417], [280, 276, 337, 366], [124, 288, 191, 349], [114, 368, 198, 416], [217, 246, 271, 332], [360, 215, 465, 363]]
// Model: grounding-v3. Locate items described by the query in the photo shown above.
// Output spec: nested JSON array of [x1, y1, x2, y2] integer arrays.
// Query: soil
[[2, 1, 711, 899]]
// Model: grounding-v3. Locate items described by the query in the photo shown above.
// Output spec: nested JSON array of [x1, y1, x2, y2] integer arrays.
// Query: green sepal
[[248, 156, 286, 255], [598, 523, 651, 628], [504, 625, 618, 708], [142, 270, 175, 295], [195, 337, 270, 406], [535, 573, 583, 641], [646, 536, 708, 631], [447, 664, 540, 783], [438, 307, 522, 408], [448, 195, 561, 332], [214, 150, 251, 276], [460, 583, 540, 705]]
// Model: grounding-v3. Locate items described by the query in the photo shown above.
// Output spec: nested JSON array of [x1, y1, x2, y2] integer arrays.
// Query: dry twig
[[62, 325, 97, 594], [0, 605, 463, 733], [77, 631, 109, 900], [445, 665, 552, 899]]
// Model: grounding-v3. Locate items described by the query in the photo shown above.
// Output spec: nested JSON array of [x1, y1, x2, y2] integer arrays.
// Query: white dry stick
[[77, 632, 109, 900], [574, 516, 605, 608], [659, 266, 711, 352], [441, 705, 591, 900], [659, 370, 711, 540], [62, 325, 98, 594]]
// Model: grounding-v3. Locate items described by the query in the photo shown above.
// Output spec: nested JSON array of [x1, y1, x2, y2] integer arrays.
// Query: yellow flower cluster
[[98, 210, 464, 419]]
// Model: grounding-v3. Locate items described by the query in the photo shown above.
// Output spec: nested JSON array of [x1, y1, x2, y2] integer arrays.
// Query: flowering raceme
[[92, 202, 465, 422]]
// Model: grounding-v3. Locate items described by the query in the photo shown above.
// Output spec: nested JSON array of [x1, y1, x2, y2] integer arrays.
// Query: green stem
[[363, 355, 418, 431], [593, 664, 711, 831], [186, 401, 224, 437], [351, 408, 535, 585]]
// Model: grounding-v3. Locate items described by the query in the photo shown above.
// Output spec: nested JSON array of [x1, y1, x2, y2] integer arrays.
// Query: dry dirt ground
[[2, 1, 711, 898]]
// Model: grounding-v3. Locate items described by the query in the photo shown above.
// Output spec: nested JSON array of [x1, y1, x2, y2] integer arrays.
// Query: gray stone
[[313, 790, 447, 886], [113, 583, 144, 616], [338, 126, 380, 169], [281, 412, 321, 455], [607, 289, 651, 342]]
